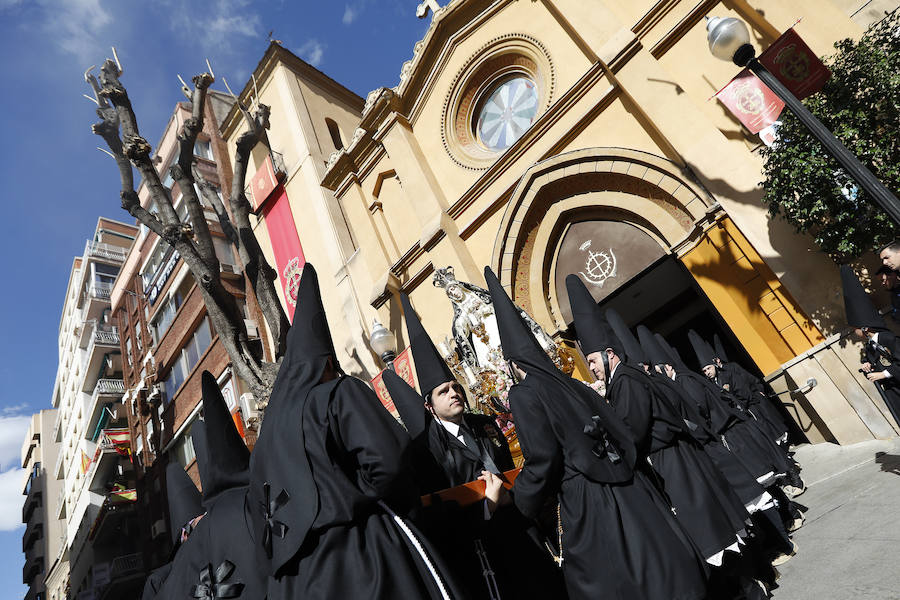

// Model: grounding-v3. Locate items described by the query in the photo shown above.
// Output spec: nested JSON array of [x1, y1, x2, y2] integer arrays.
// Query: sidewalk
[[772, 437, 900, 599]]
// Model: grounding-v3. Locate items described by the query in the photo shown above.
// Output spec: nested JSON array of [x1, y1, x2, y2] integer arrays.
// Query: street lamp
[[705, 16, 900, 225], [369, 320, 397, 367]]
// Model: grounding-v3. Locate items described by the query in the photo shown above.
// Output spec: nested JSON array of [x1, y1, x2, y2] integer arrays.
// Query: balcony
[[22, 519, 42, 552], [56, 485, 66, 520], [96, 553, 144, 600], [89, 487, 138, 548], [84, 240, 128, 264], [22, 553, 43, 584], [85, 380, 126, 442], [22, 488, 41, 524]]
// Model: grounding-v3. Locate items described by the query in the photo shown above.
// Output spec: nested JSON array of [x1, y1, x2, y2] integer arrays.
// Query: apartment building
[[21, 409, 63, 600], [45, 218, 141, 600], [109, 90, 264, 572]]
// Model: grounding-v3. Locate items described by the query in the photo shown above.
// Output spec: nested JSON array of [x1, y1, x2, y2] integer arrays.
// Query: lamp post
[[369, 320, 397, 368], [706, 16, 900, 225]]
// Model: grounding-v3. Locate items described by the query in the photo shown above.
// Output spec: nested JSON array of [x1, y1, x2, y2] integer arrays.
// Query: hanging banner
[[715, 69, 785, 134], [371, 347, 416, 417], [248, 154, 279, 212], [759, 28, 831, 100], [262, 186, 306, 321]]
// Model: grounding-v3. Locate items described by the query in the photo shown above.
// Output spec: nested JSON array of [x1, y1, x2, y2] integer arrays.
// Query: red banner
[[716, 69, 785, 134], [759, 28, 830, 101], [371, 347, 416, 416], [261, 186, 305, 321], [248, 154, 279, 212]]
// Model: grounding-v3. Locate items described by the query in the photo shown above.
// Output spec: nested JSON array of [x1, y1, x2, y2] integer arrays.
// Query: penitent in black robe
[[510, 374, 707, 600], [716, 363, 788, 443], [609, 364, 748, 563], [264, 376, 464, 600], [383, 368, 567, 600]]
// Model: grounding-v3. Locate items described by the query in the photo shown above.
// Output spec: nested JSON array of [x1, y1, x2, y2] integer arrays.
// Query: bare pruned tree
[[86, 52, 289, 417]]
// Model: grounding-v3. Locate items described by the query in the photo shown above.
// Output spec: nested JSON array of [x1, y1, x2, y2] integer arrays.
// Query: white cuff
[[883, 370, 892, 379]]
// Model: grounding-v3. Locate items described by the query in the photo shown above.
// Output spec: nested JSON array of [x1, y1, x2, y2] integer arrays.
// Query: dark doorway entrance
[[590, 255, 807, 443]]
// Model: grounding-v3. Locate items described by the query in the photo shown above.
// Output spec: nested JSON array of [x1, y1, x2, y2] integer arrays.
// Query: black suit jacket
[[423, 412, 514, 489]]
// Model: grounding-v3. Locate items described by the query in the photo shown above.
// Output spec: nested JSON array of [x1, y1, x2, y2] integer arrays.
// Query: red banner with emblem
[[262, 186, 305, 321], [371, 347, 416, 417], [715, 69, 785, 134], [759, 28, 830, 101], [248, 154, 279, 212]]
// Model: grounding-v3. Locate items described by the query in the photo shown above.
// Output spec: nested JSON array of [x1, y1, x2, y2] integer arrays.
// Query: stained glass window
[[475, 76, 539, 152]]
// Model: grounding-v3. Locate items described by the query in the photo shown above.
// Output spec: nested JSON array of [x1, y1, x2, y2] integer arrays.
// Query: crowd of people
[[145, 251, 900, 599]]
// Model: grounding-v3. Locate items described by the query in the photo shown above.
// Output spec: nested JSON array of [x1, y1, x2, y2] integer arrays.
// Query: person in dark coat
[[843, 264, 900, 427], [659, 333, 796, 565], [140, 460, 204, 600], [154, 370, 266, 600], [383, 293, 566, 599], [487, 267, 707, 600], [567, 279, 745, 572], [248, 263, 464, 600], [876, 265, 900, 321]]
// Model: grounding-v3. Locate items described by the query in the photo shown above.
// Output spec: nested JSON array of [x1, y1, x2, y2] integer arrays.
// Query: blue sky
[[0, 0, 431, 595]]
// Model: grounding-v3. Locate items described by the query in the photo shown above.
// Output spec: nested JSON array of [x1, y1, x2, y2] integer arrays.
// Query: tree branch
[[227, 104, 290, 358], [193, 165, 238, 247]]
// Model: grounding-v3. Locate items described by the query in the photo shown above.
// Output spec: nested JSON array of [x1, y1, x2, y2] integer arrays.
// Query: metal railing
[[94, 379, 125, 396], [83, 281, 114, 301], [109, 553, 142, 579], [84, 241, 128, 263]]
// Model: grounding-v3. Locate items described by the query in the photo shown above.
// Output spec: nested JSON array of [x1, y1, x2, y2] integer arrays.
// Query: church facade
[[223, 0, 898, 445]]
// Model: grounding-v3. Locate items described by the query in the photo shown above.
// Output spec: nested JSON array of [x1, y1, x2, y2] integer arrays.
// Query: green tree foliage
[[760, 10, 899, 261]]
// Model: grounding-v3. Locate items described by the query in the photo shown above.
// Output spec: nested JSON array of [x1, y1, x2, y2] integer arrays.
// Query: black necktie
[[460, 423, 500, 475]]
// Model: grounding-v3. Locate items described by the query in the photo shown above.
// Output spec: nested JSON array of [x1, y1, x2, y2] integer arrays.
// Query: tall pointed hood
[[656, 333, 688, 370], [484, 267, 555, 371], [400, 293, 456, 397], [605, 308, 646, 366], [841, 264, 887, 330], [487, 266, 638, 470], [382, 368, 429, 440], [637, 325, 671, 367], [565, 274, 624, 357], [688, 330, 716, 368], [165, 461, 203, 545], [713, 333, 729, 363], [194, 371, 250, 509], [249, 263, 333, 571]]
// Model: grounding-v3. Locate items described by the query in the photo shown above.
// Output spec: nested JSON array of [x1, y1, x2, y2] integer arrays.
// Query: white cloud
[[30, 0, 113, 64], [0, 415, 31, 471], [296, 39, 325, 67], [342, 4, 358, 25], [0, 467, 27, 531]]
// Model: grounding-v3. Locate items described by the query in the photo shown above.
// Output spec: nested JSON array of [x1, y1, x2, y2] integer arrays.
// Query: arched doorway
[[492, 147, 825, 440]]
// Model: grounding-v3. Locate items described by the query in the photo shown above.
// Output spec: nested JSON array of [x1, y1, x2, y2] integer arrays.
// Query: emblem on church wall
[[283, 257, 303, 307], [579, 241, 617, 287]]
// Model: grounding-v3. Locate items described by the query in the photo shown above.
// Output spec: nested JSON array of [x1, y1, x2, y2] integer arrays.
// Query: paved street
[[772, 438, 900, 599]]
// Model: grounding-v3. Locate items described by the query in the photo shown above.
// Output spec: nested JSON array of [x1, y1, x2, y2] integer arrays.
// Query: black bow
[[191, 560, 244, 599], [583, 416, 622, 464], [261, 482, 290, 559]]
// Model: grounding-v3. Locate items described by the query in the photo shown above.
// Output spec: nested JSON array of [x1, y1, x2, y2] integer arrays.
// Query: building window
[[152, 291, 183, 344], [172, 415, 199, 468], [474, 75, 539, 152], [125, 337, 133, 368], [161, 317, 214, 404], [194, 139, 213, 161], [94, 262, 120, 287], [325, 118, 344, 150]]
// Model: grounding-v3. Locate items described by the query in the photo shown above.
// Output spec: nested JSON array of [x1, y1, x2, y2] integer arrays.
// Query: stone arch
[[490, 147, 717, 332]]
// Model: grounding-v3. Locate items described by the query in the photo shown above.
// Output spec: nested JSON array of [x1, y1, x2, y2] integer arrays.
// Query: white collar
[[871, 332, 880, 343], [608, 361, 621, 381], [437, 418, 462, 439]]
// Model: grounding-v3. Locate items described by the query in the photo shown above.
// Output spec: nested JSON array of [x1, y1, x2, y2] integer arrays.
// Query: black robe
[[266, 376, 465, 600], [510, 374, 707, 600], [140, 563, 172, 600], [716, 363, 788, 442], [155, 487, 266, 600], [609, 365, 747, 562], [865, 332, 900, 424], [394, 386, 567, 600]]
